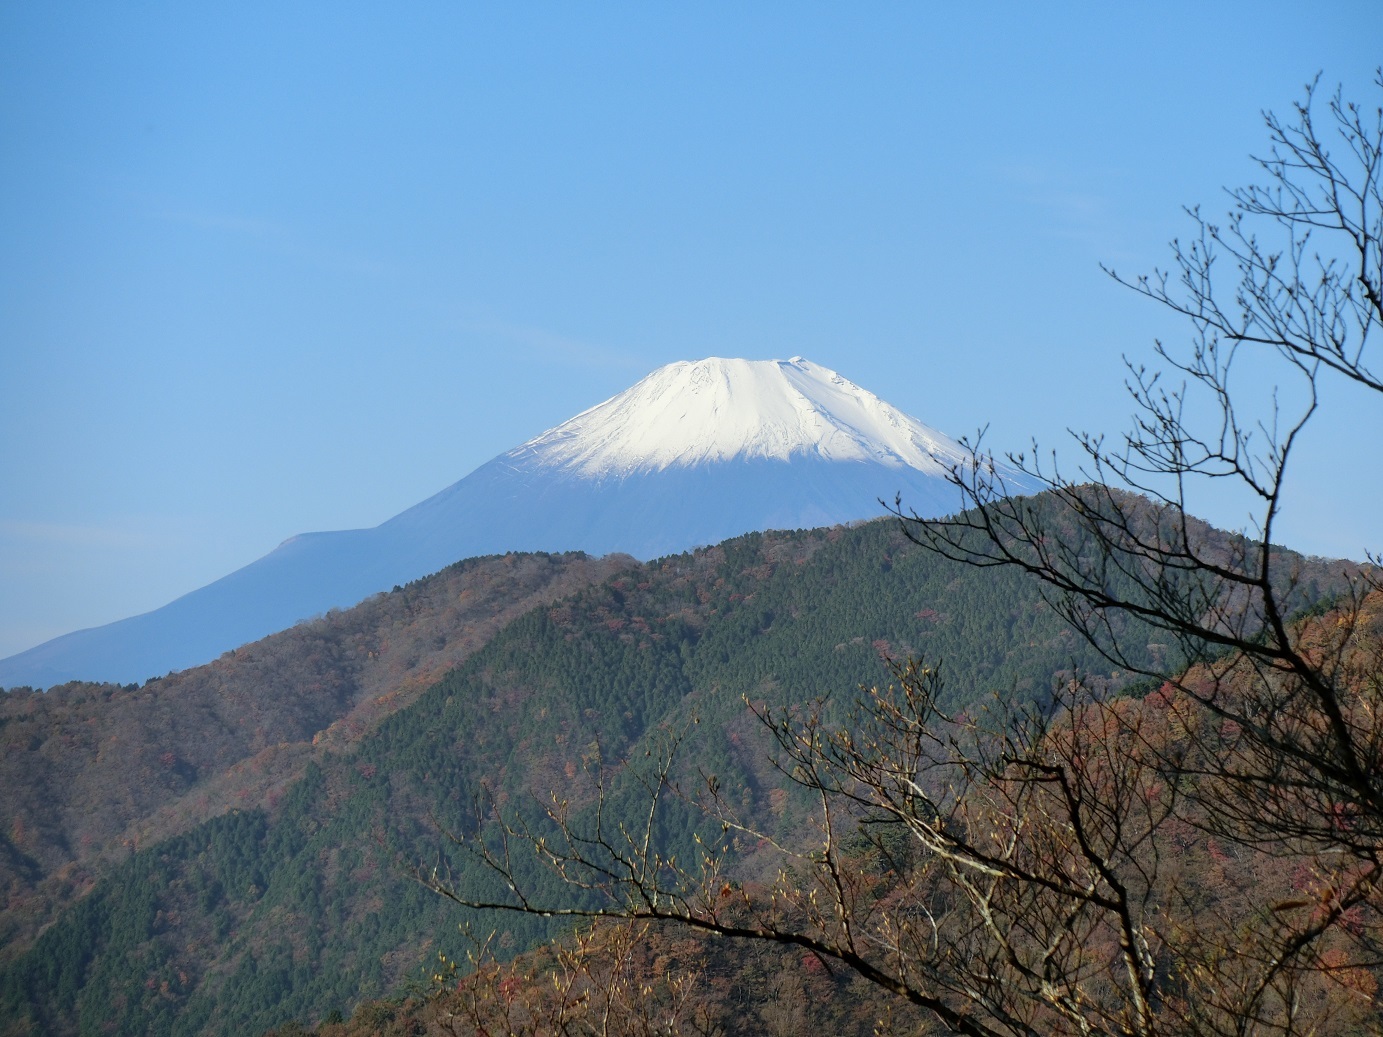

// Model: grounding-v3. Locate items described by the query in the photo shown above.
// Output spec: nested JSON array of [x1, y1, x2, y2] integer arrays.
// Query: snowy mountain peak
[[0, 355, 1008, 687], [510, 357, 972, 479]]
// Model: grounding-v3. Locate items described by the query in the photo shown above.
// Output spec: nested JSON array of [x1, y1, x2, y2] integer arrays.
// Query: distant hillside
[[0, 503, 1357, 1036], [0, 551, 631, 963]]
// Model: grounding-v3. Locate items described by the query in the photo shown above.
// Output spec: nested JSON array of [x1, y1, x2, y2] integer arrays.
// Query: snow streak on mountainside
[[515, 357, 971, 476], [0, 357, 1022, 689]]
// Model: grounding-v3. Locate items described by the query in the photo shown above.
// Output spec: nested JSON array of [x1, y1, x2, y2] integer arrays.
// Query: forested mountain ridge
[[0, 551, 633, 965], [0, 502, 1358, 1036], [285, 584, 1383, 1037]]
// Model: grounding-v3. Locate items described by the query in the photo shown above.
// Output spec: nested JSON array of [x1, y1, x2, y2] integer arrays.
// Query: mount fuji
[[0, 357, 1024, 689]]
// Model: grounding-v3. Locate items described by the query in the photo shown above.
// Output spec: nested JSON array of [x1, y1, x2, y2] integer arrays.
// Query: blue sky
[[2, 4, 1380, 660]]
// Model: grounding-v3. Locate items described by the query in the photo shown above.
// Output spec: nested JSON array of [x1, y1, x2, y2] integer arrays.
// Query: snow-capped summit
[[515, 357, 970, 477], [0, 356, 1020, 688]]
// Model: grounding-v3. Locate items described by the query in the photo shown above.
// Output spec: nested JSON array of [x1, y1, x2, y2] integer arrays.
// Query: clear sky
[[2, 3, 1380, 660]]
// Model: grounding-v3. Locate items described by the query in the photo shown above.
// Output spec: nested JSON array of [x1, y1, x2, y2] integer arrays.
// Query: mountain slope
[[0, 551, 631, 963], [0, 506, 1355, 1035], [0, 357, 1014, 689], [0, 519, 1103, 1035]]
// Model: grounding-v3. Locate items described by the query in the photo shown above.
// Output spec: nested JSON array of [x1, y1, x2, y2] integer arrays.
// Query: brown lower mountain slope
[[266, 918, 923, 1037], [0, 551, 633, 961]]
